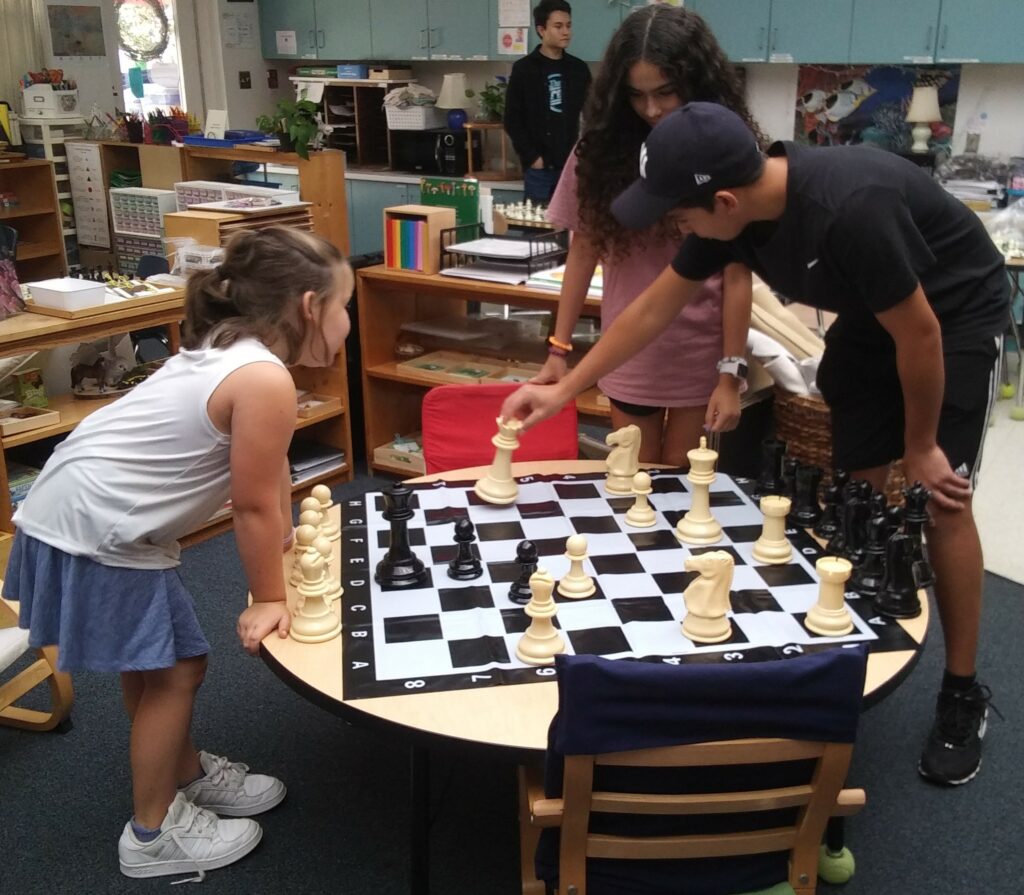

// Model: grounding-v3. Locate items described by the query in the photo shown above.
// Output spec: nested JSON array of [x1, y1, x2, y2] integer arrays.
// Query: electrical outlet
[[267, 69, 279, 89], [239, 71, 251, 89]]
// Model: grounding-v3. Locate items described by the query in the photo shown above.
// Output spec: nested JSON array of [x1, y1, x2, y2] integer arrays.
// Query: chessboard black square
[[486, 560, 522, 583], [846, 599, 918, 651], [554, 482, 602, 500], [475, 520, 527, 542], [378, 566, 434, 592], [611, 595, 675, 624], [448, 635, 511, 668], [661, 510, 685, 529], [438, 585, 494, 612], [384, 613, 443, 643], [374, 493, 420, 513], [723, 524, 763, 543], [606, 496, 634, 513], [554, 579, 608, 603], [690, 544, 746, 565], [710, 491, 746, 507], [566, 625, 631, 656], [517, 500, 564, 519], [653, 569, 700, 594], [651, 477, 688, 494], [729, 589, 782, 614], [532, 536, 574, 557], [755, 564, 815, 588], [571, 515, 621, 535], [424, 506, 471, 526], [502, 607, 557, 635], [430, 543, 480, 565], [591, 553, 645, 575], [629, 529, 684, 552], [378, 528, 427, 549]]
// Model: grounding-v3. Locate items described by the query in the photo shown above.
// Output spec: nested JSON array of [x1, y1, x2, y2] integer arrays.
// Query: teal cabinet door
[[692, 0, 772, 63], [260, 0, 318, 60], [563, 1, 623, 63], [317, 0, 373, 60], [370, 0, 431, 60], [849, 0, 940, 64], [769, 0, 854, 63], [936, 0, 1024, 63], [348, 180, 415, 256], [427, 0, 490, 60]]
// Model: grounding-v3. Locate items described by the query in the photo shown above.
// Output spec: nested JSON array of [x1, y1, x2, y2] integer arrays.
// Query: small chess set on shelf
[[494, 200, 552, 228]]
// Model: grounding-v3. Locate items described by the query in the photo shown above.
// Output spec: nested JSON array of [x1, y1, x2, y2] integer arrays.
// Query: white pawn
[[299, 498, 323, 539], [752, 495, 793, 564], [311, 483, 339, 541], [289, 523, 320, 590], [805, 556, 855, 637], [315, 535, 343, 604], [290, 551, 341, 643], [557, 534, 596, 599], [625, 471, 656, 527], [515, 568, 564, 665]]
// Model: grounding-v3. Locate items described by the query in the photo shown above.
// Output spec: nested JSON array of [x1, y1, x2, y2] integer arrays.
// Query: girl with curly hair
[[534, 4, 767, 465]]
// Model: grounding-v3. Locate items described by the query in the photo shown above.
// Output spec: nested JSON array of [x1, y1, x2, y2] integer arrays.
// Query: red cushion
[[422, 383, 579, 474]]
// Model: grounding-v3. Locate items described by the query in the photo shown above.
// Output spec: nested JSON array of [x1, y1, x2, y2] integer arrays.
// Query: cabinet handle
[[317, 30, 325, 49], [308, 30, 316, 50], [770, 27, 777, 52], [925, 24, 933, 51], [419, 29, 428, 49], [757, 26, 765, 50], [429, 27, 440, 48], [940, 23, 948, 49]]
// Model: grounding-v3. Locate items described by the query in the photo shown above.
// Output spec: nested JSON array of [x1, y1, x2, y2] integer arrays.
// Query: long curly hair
[[576, 5, 768, 259]]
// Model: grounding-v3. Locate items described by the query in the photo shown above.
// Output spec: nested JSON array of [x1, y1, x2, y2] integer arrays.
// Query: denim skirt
[[2, 532, 210, 673]]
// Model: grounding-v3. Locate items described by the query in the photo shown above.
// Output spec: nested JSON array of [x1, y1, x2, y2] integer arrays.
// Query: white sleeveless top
[[14, 338, 286, 569]]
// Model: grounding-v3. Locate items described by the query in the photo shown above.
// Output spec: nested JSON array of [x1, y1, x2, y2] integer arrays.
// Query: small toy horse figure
[[604, 424, 642, 494], [70, 346, 131, 392], [682, 549, 735, 644]]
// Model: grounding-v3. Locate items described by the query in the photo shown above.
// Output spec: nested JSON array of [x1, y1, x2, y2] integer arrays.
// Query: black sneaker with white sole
[[918, 682, 996, 785]]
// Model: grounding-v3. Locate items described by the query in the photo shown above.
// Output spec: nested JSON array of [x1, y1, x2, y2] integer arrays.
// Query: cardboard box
[[336, 64, 369, 79], [0, 405, 60, 436], [21, 84, 79, 118], [12, 369, 48, 408], [373, 434, 425, 474], [370, 68, 413, 81]]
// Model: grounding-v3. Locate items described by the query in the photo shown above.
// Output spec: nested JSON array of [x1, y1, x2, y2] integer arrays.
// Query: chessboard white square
[[439, 606, 507, 641], [377, 640, 454, 681], [557, 598, 622, 632], [731, 609, 808, 647], [374, 587, 442, 618], [597, 572, 663, 600]]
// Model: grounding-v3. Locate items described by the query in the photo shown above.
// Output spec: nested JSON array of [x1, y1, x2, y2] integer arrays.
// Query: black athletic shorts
[[816, 334, 1000, 486], [609, 396, 663, 417]]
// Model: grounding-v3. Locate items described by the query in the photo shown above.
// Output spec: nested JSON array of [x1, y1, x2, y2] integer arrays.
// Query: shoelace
[[204, 754, 250, 788], [939, 685, 1003, 743], [167, 800, 218, 886]]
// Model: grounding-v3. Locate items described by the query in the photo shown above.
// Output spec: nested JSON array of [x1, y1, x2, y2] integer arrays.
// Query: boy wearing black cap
[[502, 101, 1008, 786]]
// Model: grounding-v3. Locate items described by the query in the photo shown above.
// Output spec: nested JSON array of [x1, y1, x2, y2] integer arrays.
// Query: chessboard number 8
[[404, 679, 426, 689]]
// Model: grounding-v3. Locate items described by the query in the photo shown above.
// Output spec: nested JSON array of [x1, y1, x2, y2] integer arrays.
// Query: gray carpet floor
[[2, 474, 1022, 893]]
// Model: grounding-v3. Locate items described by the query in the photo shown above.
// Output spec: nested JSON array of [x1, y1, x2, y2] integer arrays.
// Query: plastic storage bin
[[174, 180, 231, 211], [26, 278, 105, 311], [385, 105, 446, 131], [110, 187, 177, 236]]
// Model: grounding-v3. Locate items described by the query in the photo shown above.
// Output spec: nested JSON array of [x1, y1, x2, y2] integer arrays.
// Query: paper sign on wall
[[498, 0, 530, 27], [498, 27, 527, 56], [275, 30, 297, 55]]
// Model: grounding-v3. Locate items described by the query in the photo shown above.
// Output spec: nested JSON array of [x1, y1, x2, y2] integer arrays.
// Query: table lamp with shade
[[436, 72, 470, 130], [906, 85, 941, 153]]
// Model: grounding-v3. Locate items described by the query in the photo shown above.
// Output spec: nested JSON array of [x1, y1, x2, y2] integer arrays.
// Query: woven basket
[[385, 104, 446, 130], [773, 388, 906, 505]]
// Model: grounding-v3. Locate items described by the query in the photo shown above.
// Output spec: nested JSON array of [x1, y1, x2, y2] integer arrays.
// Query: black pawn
[[813, 480, 841, 540], [753, 437, 787, 499], [874, 531, 922, 618], [851, 514, 887, 597], [508, 540, 538, 605], [447, 517, 482, 580], [374, 483, 428, 588], [782, 457, 800, 500], [791, 464, 823, 529], [902, 482, 936, 589]]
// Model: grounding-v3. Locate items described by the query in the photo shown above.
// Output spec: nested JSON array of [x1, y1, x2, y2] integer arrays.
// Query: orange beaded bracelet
[[547, 335, 573, 353]]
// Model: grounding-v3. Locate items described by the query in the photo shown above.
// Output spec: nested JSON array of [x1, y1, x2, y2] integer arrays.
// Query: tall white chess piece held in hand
[[675, 436, 723, 545], [605, 424, 641, 494], [474, 416, 522, 505]]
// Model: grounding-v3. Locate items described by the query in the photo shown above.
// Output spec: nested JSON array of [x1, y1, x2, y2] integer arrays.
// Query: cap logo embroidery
[[639, 144, 648, 179], [694, 173, 711, 185]]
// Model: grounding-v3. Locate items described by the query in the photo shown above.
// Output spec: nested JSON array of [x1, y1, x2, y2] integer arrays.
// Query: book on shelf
[[288, 440, 346, 484], [525, 263, 603, 298]]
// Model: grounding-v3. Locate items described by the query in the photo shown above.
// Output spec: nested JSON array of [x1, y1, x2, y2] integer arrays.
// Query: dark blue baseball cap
[[611, 102, 764, 230]]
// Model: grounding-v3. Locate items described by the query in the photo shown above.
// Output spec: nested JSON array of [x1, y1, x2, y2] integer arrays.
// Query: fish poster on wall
[[794, 65, 960, 154]]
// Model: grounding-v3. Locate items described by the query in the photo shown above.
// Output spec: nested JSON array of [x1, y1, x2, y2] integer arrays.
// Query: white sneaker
[[118, 792, 261, 881], [179, 750, 286, 817]]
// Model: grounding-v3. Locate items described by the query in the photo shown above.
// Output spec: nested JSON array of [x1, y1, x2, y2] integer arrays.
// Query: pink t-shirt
[[547, 152, 724, 408]]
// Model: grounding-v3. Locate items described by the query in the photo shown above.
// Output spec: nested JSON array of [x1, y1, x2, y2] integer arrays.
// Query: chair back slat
[[586, 827, 798, 861], [590, 783, 815, 816]]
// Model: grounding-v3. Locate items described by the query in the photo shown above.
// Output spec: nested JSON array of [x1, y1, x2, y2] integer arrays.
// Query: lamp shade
[[906, 85, 941, 123], [436, 73, 470, 109]]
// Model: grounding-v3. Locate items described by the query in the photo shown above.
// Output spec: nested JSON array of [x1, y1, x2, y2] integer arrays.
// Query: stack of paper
[[526, 263, 603, 298]]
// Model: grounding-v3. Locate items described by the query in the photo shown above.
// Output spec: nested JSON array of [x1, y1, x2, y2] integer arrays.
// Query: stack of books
[[526, 263, 603, 298], [385, 217, 428, 271]]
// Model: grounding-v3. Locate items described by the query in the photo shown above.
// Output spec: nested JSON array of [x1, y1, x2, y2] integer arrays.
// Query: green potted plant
[[466, 77, 507, 123], [256, 98, 321, 159]]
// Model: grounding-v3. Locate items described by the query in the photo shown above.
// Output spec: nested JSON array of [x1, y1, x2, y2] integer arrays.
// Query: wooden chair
[[520, 649, 868, 895], [421, 382, 579, 474], [0, 597, 73, 731]]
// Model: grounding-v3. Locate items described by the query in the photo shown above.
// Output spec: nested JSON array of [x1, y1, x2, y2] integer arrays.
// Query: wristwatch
[[716, 356, 748, 380]]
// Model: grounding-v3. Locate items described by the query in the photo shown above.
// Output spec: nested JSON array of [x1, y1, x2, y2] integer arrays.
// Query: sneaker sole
[[119, 826, 263, 879], [190, 784, 287, 817]]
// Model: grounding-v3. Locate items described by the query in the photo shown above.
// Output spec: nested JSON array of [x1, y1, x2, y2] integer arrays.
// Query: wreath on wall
[[115, 0, 170, 64]]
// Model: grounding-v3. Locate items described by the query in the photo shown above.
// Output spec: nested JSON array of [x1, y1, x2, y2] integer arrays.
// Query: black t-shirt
[[673, 141, 1009, 349]]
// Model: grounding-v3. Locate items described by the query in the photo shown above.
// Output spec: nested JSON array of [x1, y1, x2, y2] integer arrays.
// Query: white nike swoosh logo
[[806, 258, 819, 269]]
